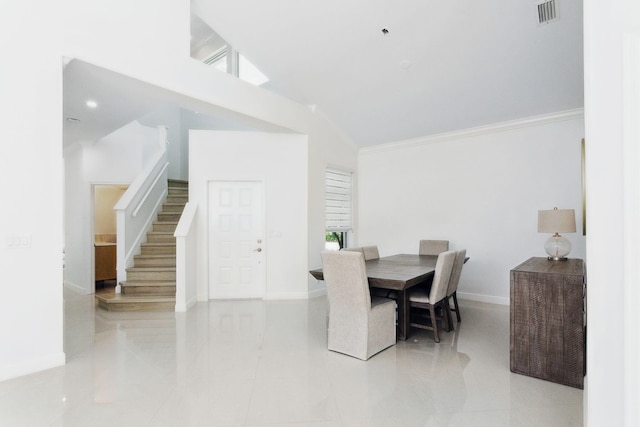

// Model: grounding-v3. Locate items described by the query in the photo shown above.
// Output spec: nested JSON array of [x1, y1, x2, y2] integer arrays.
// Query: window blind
[[325, 168, 352, 232]]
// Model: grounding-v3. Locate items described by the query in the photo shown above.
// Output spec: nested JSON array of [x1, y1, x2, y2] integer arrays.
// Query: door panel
[[209, 181, 265, 299]]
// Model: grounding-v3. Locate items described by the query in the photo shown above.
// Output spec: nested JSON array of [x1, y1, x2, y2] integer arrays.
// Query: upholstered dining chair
[[321, 250, 396, 360], [445, 249, 467, 328], [362, 245, 380, 261], [419, 240, 450, 256], [341, 247, 364, 254], [408, 250, 456, 342]]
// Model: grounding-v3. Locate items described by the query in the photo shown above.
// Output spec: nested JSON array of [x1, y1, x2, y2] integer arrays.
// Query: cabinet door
[[510, 268, 584, 388]]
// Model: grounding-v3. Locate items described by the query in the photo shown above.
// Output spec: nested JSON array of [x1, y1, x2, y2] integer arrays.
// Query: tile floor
[[0, 289, 583, 426]]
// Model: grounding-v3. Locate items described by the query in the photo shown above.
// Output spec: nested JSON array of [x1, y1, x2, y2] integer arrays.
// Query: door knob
[[254, 248, 262, 252]]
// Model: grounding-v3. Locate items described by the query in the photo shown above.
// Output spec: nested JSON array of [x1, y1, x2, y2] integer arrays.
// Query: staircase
[[96, 179, 188, 311]]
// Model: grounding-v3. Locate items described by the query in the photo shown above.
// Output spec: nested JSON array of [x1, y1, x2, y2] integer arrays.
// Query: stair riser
[[140, 246, 176, 255], [134, 257, 176, 267], [147, 234, 176, 243], [168, 190, 188, 197], [153, 223, 178, 232], [122, 286, 176, 296], [168, 180, 188, 189], [158, 213, 181, 222], [127, 271, 176, 281], [97, 300, 175, 312], [162, 204, 185, 213], [166, 196, 188, 204]]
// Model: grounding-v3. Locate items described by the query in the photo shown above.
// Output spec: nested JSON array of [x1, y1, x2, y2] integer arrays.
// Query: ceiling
[[63, 59, 290, 147], [64, 0, 583, 148], [194, 0, 583, 147]]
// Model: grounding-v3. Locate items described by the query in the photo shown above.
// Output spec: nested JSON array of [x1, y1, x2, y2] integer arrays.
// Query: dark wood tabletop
[[309, 254, 439, 340]]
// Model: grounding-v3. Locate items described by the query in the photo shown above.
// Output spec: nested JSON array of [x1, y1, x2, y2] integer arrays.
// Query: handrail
[[114, 126, 169, 289], [133, 162, 169, 217]]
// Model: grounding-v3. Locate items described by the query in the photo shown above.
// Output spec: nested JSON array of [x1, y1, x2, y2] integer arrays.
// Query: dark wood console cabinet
[[510, 257, 585, 389]]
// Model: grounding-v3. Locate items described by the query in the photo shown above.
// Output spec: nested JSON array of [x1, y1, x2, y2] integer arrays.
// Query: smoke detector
[[537, 0, 558, 25]]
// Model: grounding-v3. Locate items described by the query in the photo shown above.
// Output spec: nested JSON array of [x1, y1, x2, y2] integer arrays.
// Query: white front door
[[208, 181, 265, 299]]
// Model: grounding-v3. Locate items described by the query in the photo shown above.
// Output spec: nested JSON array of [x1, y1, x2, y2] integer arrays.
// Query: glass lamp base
[[544, 233, 571, 260]]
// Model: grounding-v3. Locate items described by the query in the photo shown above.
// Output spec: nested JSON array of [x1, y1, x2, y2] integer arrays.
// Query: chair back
[[362, 245, 380, 261], [341, 247, 364, 255], [322, 251, 371, 314], [446, 249, 466, 297], [419, 240, 450, 256], [428, 250, 456, 304]]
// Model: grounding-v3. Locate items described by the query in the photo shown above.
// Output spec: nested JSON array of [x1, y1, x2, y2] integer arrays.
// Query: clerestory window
[[190, 16, 269, 86]]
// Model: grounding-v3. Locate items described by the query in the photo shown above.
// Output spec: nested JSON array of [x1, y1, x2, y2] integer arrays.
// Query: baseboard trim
[[175, 296, 197, 312], [308, 288, 327, 299], [63, 280, 90, 295], [264, 291, 317, 300], [0, 352, 66, 382], [457, 291, 509, 306]]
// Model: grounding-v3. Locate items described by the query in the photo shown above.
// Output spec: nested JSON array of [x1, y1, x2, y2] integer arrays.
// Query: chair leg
[[429, 305, 440, 343], [444, 298, 454, 331], [452, 292, 461, 322]]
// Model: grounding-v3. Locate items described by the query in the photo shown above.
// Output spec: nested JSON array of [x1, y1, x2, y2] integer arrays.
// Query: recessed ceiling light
[[86, 100, 98, 108]]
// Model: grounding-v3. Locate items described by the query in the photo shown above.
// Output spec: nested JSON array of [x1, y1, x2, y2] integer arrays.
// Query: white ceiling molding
[[360, 108, 585, 155]]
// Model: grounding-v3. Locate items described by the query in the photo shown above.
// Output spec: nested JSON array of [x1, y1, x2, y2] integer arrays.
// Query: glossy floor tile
[[0, 289, 583, 426]]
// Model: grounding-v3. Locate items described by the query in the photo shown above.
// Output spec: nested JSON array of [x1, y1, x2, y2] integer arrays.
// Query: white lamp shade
[[538, 208, 576, 233]]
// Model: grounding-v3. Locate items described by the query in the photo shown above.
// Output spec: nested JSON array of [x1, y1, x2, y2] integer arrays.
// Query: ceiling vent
[[537, 0, 558, 24]]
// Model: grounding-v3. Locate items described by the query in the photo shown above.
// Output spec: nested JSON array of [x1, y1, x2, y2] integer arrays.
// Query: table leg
[[397, 290, 410, 340]]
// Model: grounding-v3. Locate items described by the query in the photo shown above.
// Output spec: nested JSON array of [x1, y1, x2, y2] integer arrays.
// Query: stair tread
[[133, 254, 176, 259], [121, 280, 176, 286], [96, 294, 175, 303], [141, 242, 176, 246], [126, 267, 176, 272]]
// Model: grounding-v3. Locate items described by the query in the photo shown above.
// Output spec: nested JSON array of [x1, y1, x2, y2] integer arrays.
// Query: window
[[325, 168, 352, 250], [190, 16, 269, 86]]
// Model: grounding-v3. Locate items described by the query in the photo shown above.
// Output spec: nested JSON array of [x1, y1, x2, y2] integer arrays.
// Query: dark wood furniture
[[310, 254, 439, 340], [95, 244, 117, 282], [510, 257, 585, 389]]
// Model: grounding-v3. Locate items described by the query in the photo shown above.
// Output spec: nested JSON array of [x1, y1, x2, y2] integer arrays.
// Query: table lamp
[[538, 207, 576, 261]]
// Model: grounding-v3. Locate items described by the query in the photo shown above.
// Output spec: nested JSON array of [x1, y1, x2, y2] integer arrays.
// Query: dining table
[[309, 254, 440, 341]]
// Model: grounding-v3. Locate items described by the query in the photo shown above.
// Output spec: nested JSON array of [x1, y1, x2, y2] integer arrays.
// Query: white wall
[[139, 106, 183, 180], [94, 186, 126, 235], [1, 0, 355, 381], [305, 110, 360, 296], [583, 0, 640, 425], [189, 131, 308, 299], [358, 111, 585, 304], [0, 1, 64, 381], [64, 121, 161, 294], [61, 0, 359, 298]]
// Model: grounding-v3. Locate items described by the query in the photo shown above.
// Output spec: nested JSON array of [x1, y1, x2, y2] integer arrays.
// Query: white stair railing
[[114, 126, 169, 292]]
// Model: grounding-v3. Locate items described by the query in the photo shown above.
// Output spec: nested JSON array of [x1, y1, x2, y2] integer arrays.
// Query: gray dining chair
[[445, 249, 467, 328], [419, 240, 450, 256], [408, 250, 456, 342], [341, 247, 364, 255], [321, 250, 396, 360], [362, 245, 380, 261]]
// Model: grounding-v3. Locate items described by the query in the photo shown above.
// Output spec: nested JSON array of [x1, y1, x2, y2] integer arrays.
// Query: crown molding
[[360, 108, 585, 155]]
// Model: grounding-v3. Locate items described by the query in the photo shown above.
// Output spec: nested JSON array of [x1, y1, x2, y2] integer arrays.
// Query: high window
[[190, 16, 269, 86]]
